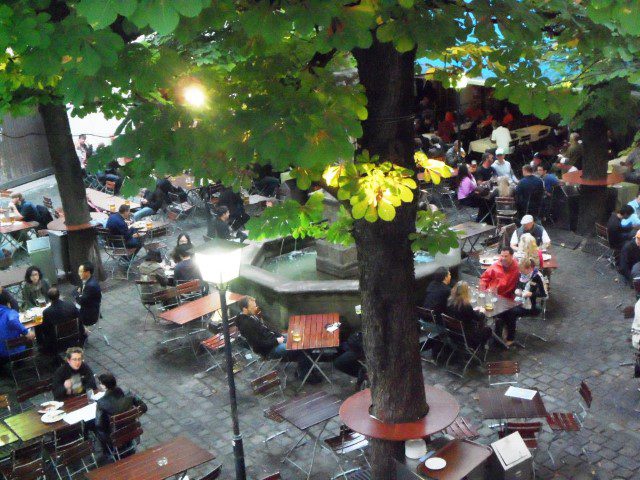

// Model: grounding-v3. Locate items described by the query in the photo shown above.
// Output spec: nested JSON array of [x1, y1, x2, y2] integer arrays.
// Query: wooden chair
[[50, 437, 97, 479], [494, 196, 517, 225], [200, 326, 241, 373], [443, 416, 479, 440], [545, 381, 593, 465], [500, 223, 517, 248], [176, 279, 205, 304], [0, 439, 45, 480], [251, 370, 284, 399], [107, 406, 144, 460], [54, 318, 83, 353], [42, 196, 60, 219], [486, 360, 520, 386], [167, 192, 195, 222], [499, 421, 542, 450], [5, 337, 40, 385], [415, 306, 445, 362], [16, 378, 52, 411], [440, 314, 486, 377], [323, 425, 370, 480], [595, 222, 616, 271], [197, 465, 223, 480]]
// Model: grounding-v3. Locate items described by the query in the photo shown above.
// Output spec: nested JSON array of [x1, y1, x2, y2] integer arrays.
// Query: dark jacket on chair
[[106, 213, 136, 244], [76, 277, 102, 326], [235, 313, 279, 357], [422, 281, 451, 318], [95, 388, 147, 437], [39, 299, 81, 355]]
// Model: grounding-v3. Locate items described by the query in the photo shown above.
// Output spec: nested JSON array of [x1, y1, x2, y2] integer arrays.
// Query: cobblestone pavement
[[1, 178, 639, 479]]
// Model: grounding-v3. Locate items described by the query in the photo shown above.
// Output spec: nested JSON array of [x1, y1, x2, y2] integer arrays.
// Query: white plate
[[424, 457, 447, 470], [480, 257, 498, 265], [542, 253, 552, 261], [41, 410, 65, 423], [39, 401, 63, 413]]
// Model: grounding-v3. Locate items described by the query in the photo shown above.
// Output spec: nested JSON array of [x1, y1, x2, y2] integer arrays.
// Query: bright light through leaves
[[182, 84, 207, 108]]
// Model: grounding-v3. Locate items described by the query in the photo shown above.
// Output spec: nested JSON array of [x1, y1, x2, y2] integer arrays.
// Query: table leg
[[0, 232, 25, 253], [305, 420, 330, 480], [281, 420, 331, 479], [299, 350, 333, 390]]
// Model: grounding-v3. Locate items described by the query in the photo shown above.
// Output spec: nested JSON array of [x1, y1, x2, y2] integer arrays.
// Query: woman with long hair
[[517, 233, 543, 267], [494, 176, 514, 198], [21, 266, 49, 309], [457, 163, 493, 223], [446, 281, 492, 348]]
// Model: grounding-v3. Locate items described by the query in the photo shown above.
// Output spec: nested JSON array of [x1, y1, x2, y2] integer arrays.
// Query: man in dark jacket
[[607, 205, 636, 250], [52, 347, 97, 400], [106, 205, 142, 251], [207, 206, 248, 242], [74, 262, 102, 327], [39, 287, 83, 356], [173, 245, 204, 284], [132, 187, 164, 221], [235, 296, 317, 381], [95, 373, 147, 454], [218, 187, 250, 230], [422, 267, 452, 318], [515, 165, 544, 217], [619, 231, 640, 281]]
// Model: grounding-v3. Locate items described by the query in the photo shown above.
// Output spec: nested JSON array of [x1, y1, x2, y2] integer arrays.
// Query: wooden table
[[450, 222, 495, 266], [474, 292, 521, 319], [563, 170, 624, 186], [158, 291, 244, 325], [0, 422, 19, 447], [469, 124, 552, 154], [480, 252, 558, 270], [287, 313, 340, 387], [46, 212, 108, 232], [271, 391, 341, 478], [416, 439, 492, 480], [0, 221, 38, 253], [4, 395, 90, 442], [0, 266, 28, 288], [170, 175, 199, 191], [85, 436, 215, 480], [86, 188, 140, 212], [478, 387, 547, 419]]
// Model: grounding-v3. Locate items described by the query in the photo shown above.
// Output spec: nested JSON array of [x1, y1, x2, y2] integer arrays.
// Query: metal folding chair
[[440, 314, 486, 377], [486, 360, 520, 386], [323, 425, 370, 480]]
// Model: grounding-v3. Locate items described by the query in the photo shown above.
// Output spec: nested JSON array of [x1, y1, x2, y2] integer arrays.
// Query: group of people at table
[[424, 215, 551, 348]]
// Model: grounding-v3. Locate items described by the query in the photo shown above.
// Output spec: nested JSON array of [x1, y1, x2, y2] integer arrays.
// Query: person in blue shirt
[[621, 194, 640, 228], [0, 290, 35, 362], [105, 204, 143, 252], [536, 165, 560, 195], [9, 193, 52, 230]]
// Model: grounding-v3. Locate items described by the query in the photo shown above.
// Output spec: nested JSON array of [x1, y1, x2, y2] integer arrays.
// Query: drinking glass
[[291, 329, 302, 342]]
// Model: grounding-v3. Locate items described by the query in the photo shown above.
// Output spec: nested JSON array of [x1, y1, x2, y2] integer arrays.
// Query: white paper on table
[[504, 386, 537, 400], [63, 403, 97, 424], [91, 391, 106, 401]]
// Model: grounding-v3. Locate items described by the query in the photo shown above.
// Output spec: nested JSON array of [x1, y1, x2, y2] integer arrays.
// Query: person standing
[[490, 121, 512, 153], [75, 262, 102, 327], [515, 165, 545, 217]]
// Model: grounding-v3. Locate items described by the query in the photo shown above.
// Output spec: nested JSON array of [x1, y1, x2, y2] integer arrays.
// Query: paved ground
[[2, 177, 640, 479]]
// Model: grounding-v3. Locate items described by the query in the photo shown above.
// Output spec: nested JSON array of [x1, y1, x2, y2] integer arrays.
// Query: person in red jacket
[[479, 246, 519, 299]]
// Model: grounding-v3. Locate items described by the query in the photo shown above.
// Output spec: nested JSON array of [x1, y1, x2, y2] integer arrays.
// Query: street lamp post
[[195, 239, 246, 480]]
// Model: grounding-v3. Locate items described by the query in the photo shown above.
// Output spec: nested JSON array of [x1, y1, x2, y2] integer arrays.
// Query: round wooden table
[[46, 212, 108, 232], [339, 386, 460, 440], [563, 169, 623, 186]]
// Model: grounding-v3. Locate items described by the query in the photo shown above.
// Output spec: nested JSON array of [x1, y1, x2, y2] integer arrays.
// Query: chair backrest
[[444, 416, 479, 440], [508, 138, 519, 149], [198, 464, 222, 480], [416, 306, 436, 323], [259, 474, 281, 480], [176, 279, 202, 296], [501, 422, 542, 449], [486, 360, 520, 376], [5, 336, 35, 359], [53, 439, 94, 467], [500, 223, 517, 247], [441, 313, 468, 346], [53, 422, 84, 450], [109, 406, 143, 449], [538, 128, 550, 137], [11, 439, 45, 479], [495, 197, 516, 211], [595, 223, 609, 243], [16, 378, 52, 404], [54, 318, 82, 352], [519, 134, 531, 143], [579, 381, 592, 408], [251, 371, 282, 396]]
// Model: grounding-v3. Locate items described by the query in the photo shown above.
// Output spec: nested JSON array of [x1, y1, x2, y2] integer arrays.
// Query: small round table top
[[46, 212, 108, 232], [339, 385, 460, 441], [563, 169, 623, 186]]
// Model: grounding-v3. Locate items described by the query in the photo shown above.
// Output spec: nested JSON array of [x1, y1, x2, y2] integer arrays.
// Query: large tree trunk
[[577, 117, 609, 235], [353, 40, 427, 479], [38, 103, 104, 281]]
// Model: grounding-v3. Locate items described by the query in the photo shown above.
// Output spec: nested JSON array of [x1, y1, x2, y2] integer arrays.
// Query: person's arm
[[510, 230, 519, 249], [52, 367, 69, 400], [541, 228, 551, 249], [84, 365, 98, 391], [132, 395, 148, 414], [479, 267, 493, 290]]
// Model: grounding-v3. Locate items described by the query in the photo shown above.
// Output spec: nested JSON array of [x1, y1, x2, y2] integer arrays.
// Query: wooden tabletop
[[563, 170, 624, 186], [271, 390, 341, 431], [170, 175, 201, 191], [339, 386, 460, 441], [286, 313, 340, 351], [475, 293, 521, 319], [450, 222, 495, 241], [0, 267, 28, 288], [416, 439, 492, 480], [0, 422, 19, 447], [4, 395, 90, 442], [46, 212, 108, 232], [0, 221, 39, 235], [86, 188, 140, 212], [85, 436, 215, 480], [478, 387, 548, 420], [158, 291, 245, 325]]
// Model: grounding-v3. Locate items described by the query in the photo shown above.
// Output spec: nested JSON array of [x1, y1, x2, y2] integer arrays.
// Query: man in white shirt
[[491, 149, 519, 183], [490, 121, 513, 153], [510, 215, 551, 250], [75, 134, 88, 170]]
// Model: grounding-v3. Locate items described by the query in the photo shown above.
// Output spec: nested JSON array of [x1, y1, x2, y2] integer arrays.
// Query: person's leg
[[132, 207, 154, 221], [333, 350, 361, 378]]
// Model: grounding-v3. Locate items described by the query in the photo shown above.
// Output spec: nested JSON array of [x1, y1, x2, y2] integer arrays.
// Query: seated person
[[445, 140, 466, 166], [437, 112, 456, 143], [235, 297, 320, 383], [39, 287, 83, 356], [156, 176, 187, 204], [207, 206, 248, 243], [495, 258, 547, 346], [21, 266, 50, 310], [170, 234, 194, 265], [622, 194, 640, 228], [619, 231, 640, 281], [537, 164, 560, 196], [0, 286, 19, 311], [0, 291, 36, 363], [632, 297, 640, 350], [74, 262, 102, 327], [491, 149, 518, 183], [510, 215, 551, 250], [457, 163, 493, 223], [98, 160, 124, 194], [422, 267, 452, 320], [479, 247, 520, 299], [333, 331, 365, 383], [95, 373, 148, 455], [446, 281, 492, 348], [219, 187, 250, 231], [607, 205, 636, 250], [475, 153, 495, 183], [427, 136, 445, 158], [138, 250, 168, 300], [173, 245, 204, 284], [517, 233, 543, 268], [252, 164, 281, 197], [52, 347, 97, 400], [515, 165, 544, 216], [132, 187, 164, 221], [106, 204, 143, 252], [8, 193, 52, 230], [492, 176, 515, 199]]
